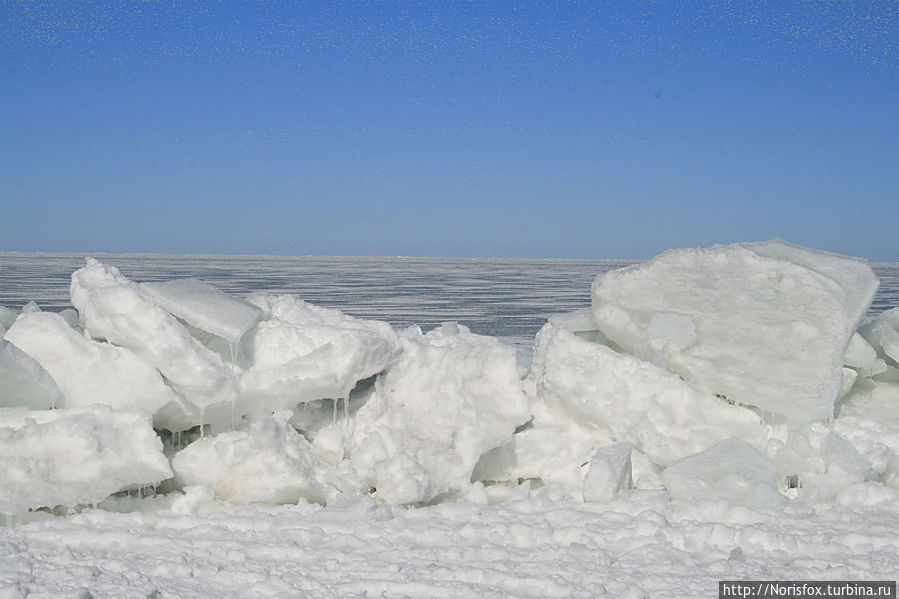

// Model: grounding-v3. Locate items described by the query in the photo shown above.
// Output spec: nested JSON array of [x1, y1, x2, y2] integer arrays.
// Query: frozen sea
[[3, 252, 898, 348], [1, 252, 898, 599]]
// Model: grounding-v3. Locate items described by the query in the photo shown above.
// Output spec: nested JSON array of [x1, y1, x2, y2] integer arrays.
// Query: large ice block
[[0, 338, 62, 410], [341, 323, 530, 504], [4, 311, 177, 413], [140, 278, 263, 345], [532, 324, 766, 466], [661, 437, 786, 509], [171, 414, 327, 505], [70, 259, 236, 430], [591, 240, 878, 425], [239, 294, 399, 412], [0, 405, 172, 514]]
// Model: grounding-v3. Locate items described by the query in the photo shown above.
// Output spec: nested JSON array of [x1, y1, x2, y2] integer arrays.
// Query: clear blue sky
[[2, 1, 897, 259]]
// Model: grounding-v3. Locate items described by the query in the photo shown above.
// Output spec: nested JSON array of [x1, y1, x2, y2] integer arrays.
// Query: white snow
[[70, 258, 237, 432], [1, 490, 896, 598], [0, 405, 171, 514], [336, 323, 531, 504], [239, 294, 399, 415], [3, 311, 177, 414], [591, 239, 878, 425], [171, 413, 329, 506]]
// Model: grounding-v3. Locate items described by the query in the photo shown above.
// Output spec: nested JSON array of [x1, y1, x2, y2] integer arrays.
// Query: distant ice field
[[3, 253, 897, 350]]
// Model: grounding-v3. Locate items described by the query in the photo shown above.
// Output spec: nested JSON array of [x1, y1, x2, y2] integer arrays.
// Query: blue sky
[[2, 1, 897, 259]]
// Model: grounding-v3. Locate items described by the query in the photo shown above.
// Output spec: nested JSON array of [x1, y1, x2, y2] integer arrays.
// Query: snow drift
[[1, 239, 898, 517]]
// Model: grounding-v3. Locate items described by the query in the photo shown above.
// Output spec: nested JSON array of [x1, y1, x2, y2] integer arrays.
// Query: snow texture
[[0, 405, 171, 514], [339, 323, 531, 504], [172, 413, 328, 506], [239, 293, 399, 413], [1, 491, 896, 598]]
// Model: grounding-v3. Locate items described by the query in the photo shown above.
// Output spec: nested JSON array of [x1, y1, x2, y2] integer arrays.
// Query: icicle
[[229, 343, 238, 431]]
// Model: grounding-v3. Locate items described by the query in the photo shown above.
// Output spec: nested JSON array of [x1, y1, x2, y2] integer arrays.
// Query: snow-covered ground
[[1, 244, 898, 598], [2, 490, 896, 598]]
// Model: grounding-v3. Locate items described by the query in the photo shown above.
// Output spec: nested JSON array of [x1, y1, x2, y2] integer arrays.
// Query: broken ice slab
[[239, 294, 400, 411], [591, 239, 878, 426], [342, 323, 531, 504], [140, 278, 263, 345], [0, 338, 62, 410], [4, 311, 177, 414], [171, 414, 328, 506], [772, 421, 876, 502], [532, 324, 767, 466], [70, 259, 237, 430], [843, 332, 878, 370], [838, 375, 899, 430], [0, 405, 172, 514], [583, 442, 634, 503], [859, 308, 899, 366], [661, 437, 787, 509], [0, 305, 17, 334]]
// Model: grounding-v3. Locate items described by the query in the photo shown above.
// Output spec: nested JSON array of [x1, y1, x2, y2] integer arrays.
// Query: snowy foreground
[[1, 240, 898, 598]]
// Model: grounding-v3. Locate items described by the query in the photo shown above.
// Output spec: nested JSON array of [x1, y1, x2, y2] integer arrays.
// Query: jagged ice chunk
[[591, 240, 877, 425], [661, 437, 786, 509], [141, 278, 263, 345], [4, 311, 177, 413], [532, 324, 766, 466], [0, 338, 62, 410], [0, 405, 172, 514]]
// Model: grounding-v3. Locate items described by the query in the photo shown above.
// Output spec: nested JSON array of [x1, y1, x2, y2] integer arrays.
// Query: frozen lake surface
[[2, 252, 898, 349]]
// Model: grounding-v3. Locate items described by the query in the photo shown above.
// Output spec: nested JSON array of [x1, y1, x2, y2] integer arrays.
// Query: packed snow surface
[[1, 241, 898, 597]]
